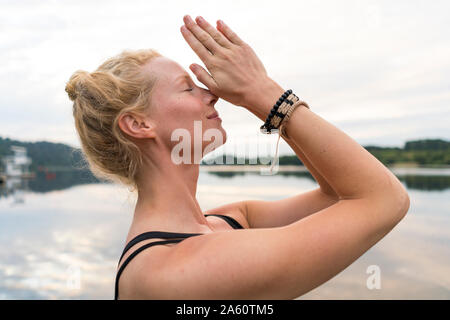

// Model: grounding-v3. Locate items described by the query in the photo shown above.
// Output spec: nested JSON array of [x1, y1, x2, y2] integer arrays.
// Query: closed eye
[[185, 88, 193, 91]]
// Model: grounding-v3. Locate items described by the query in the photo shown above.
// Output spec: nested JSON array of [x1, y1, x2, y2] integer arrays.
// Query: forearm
[[243, 79, 407, 200], [284, 137, 339, 199]]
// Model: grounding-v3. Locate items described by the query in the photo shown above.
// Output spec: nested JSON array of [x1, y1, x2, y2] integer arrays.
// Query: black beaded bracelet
[[260, 89, 292, 134]]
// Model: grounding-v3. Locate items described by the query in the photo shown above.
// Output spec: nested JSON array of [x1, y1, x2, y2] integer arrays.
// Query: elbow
[[395, 174, 410, 216], [387, 172, 410, 220], [397, 189, 410, 220], [387, 182, 410, 226], [370, 176, 410, 227]]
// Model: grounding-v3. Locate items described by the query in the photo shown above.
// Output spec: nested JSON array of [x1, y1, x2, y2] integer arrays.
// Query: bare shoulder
[[119, 201, 251, 299], [204, 200, 250, 229]]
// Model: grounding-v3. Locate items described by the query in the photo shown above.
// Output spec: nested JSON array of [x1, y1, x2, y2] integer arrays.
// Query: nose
[[204, 88, 218, 106]]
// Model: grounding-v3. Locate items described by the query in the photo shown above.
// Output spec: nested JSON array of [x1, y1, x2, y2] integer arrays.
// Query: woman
[[65, 15, 410, 300]]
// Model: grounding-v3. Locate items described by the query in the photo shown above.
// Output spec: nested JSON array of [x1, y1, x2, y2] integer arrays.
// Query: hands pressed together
[[180, 15, 280, 111]]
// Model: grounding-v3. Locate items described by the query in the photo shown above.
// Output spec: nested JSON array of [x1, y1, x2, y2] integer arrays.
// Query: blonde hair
[[65, 49, 162, 192]]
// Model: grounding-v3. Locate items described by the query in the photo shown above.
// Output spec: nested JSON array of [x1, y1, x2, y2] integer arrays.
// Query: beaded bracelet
[[260, 90, 306, 134], [260, 89, 293, 134], [270, 93, 300, 128], [260, 89, 310, 174]]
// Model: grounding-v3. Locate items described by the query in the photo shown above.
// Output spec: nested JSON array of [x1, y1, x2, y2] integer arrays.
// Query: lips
[[207, 111, 219, 119]]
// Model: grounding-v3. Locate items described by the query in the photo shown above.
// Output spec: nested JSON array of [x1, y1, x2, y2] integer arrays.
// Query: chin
[[207, 121, 227, 143], [220, 126, 227, 144], [202, 126, 227, 156]]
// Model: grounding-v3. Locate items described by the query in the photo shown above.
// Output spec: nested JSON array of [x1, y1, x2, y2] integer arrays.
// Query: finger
[[217, 20, 245, 46], [183, 15, 221, 55], [189, 63, 217, 91], [195, 16, 233, 50], [180, 25, 212, 64]]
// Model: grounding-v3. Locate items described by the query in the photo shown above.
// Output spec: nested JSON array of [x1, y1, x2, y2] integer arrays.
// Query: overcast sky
[[1, 0, 449, 157]]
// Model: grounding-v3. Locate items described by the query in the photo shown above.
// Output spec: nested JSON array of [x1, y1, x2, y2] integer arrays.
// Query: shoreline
[[199, 164, 450, 174]]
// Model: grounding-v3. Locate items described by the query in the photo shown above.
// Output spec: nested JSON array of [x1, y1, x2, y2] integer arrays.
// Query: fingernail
[[197, 16, 204, 23]]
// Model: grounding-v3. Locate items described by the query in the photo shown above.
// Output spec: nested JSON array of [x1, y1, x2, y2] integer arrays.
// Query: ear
[[118, 112, 156, 139]]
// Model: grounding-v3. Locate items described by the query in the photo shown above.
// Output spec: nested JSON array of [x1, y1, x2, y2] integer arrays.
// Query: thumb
[[189, 64, 216, 90]]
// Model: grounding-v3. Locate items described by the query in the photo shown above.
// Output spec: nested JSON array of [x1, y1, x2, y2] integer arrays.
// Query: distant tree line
[[202, 139, 450, 166], [362, 139, 450, 165], [1, 136, 449, 173], [0, 136, 85, 172]]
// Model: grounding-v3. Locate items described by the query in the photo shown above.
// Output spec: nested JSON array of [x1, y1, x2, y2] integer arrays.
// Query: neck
[[133, 150, 212, 234]]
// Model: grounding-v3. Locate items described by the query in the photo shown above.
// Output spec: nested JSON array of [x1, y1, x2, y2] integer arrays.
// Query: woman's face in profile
[[142, 56, 227, 157]]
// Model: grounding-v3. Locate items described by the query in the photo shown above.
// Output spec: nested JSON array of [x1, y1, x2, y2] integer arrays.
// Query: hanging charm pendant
[[260, 126, 279, 134]]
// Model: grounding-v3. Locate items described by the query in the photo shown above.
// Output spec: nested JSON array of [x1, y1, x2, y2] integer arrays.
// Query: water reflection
[[206, 168, 450, 191], [0, 177, 29, 205], [399, 175, 450, 191], [1, 167, 449, 201], [0, 169, 102, 200], [27, 170, 102, 193], [0, 167, 449, 299]]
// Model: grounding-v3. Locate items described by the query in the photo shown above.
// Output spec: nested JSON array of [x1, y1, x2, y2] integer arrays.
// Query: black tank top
[[114, 214, 244, 300]]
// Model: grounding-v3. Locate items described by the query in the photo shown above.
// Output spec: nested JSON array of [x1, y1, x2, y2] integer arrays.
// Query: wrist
[[242, 78, 285, 121]]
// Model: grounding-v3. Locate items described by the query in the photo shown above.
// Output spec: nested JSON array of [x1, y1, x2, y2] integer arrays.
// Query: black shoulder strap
[[204, 214, 244, 229], [115, 214, 243, 299], [115, 239, 181, 300], [118, 231, 203, 265], [119, 215, 243, 263], [115, 232, 203, 300]]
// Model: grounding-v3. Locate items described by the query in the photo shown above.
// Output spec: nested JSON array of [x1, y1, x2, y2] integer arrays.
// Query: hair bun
[[65, 70, 90, 102], [65, 85, 78, 101]]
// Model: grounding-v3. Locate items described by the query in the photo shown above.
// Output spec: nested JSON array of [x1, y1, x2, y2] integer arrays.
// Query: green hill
[[0, 136, 85, 172]]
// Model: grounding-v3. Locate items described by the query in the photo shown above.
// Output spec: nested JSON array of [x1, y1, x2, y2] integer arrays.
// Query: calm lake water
[[0, 167, 449, 299]]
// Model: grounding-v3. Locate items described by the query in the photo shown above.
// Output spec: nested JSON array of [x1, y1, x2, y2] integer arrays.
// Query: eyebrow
[[174, 74, 191, 84]]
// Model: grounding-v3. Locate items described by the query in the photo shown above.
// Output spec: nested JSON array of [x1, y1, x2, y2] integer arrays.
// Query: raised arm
[[164, 15, 411, 299], [243, 78, 409, 212], [180, 14, 406, 205], [241, 78, 409, 228]]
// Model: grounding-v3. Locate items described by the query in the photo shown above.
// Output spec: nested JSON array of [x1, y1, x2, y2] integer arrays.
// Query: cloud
[[1, 0, 449, 152]]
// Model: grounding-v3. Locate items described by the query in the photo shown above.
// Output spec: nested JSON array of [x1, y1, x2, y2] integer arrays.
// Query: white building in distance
[[2, 145, 32, 177]]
